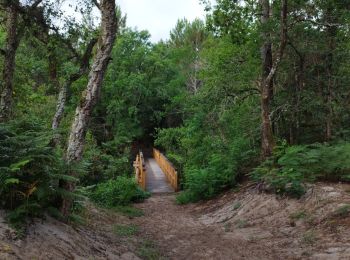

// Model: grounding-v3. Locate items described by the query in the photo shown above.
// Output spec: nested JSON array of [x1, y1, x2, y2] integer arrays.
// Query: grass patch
[[233, 202, 241, 210], [301, 230, 317, 245], [224, 222, 232, 232], [333, 204, 350, 218], [112, 206, 144, 218], [136, 239, 163, 260], [235, 219, 248, 228], [290, 210, 307, 220], [113, 224, 139, 237]]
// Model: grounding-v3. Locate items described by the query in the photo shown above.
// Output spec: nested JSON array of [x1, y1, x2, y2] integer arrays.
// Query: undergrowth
[[89, 176, 150, 207], [251, 141, 350, 197], [0, 119, 77, 229]]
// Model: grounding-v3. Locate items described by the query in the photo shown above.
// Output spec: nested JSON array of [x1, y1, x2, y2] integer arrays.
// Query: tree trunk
[[61, 0, 117, 217], [0, 2, 20, 122], [325, 8, 337, 142], [52, 83, 68, 129], [260, 0, 274, 158], [260, 0, 288, 159], [51, 38, 97, 146]]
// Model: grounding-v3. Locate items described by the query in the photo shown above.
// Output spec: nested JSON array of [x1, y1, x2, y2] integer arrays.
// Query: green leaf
[[9, 159, 32, 172], [5, 178, 20, 185]]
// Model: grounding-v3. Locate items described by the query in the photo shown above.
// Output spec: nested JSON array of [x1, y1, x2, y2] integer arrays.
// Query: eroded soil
[[1, 183, 350, 259], [132, 183, 350, 260]]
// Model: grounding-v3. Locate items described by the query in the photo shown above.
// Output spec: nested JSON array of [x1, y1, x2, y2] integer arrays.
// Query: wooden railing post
[[134, 151, 146, 190]]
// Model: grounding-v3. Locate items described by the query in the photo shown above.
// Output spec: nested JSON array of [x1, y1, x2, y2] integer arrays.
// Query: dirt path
[[132, 184, 350, 260], [1, 183, 349, 259], [132, 194, 285, 260]]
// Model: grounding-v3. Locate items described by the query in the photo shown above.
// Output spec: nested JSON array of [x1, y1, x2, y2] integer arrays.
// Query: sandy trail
[[133, 194, 283, 260], [132, 184, 350, 260], [1, 183, 350, 259]]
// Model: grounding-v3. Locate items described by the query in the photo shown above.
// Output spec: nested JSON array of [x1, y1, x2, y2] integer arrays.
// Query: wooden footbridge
[[134, 148, 178, 193]]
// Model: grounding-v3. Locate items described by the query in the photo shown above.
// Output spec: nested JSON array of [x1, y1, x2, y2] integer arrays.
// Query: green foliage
[[136, 240, 163, 260], [0, 118, 75, 226], [81, 143, 130, 186], [251, 142, 350, 197], [113, 224, 139, 237], [157, 34, 259, 203], [90, 177, 150, 207], [2, 0, 350, 227], [112, 206, 144, 218]]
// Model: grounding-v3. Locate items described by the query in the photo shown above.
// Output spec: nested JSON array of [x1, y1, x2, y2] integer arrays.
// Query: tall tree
[[61, 0, 117, 217], [260, 0, 287, 158], [169, 19, 208, 94], [0, 0, 48, 122], [259, 0, 274, 158], [0, 0, 20, 122]]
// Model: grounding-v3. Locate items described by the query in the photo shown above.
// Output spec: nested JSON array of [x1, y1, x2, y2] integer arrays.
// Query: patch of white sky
[[59, 0, 216, 42]]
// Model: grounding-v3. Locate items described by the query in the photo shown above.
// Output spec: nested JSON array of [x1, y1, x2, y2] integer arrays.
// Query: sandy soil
[[1, 182, 350, 260], [132, 183, 350, 260], [0, 205, 141, 260]]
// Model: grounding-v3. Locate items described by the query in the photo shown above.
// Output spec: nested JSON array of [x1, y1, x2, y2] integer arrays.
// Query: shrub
[[251, 142, 350, 197], [177, 166, 233, 204], [0, 118, 74, 226], [90, 176, 150, 207], [81, 145, 130, 186]]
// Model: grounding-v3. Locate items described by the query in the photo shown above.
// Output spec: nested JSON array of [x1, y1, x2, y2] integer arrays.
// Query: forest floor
[[1, 182, 350, 260]]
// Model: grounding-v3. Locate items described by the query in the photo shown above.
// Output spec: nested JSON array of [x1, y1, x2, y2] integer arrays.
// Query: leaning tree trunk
[[51, 38, 97, 135], [52, 82, 68, 130], [61, 0, 117, 217], [0, 2, 20, 122]]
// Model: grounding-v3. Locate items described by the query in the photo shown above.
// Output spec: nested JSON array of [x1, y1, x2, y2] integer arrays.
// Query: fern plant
[[0, 118, 77, 226], [251, 141, 350, 197]]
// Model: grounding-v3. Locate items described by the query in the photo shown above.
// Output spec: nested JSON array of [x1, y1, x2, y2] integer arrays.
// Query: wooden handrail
[[134, 151, 146, 190], [153, 148, 179, 191]]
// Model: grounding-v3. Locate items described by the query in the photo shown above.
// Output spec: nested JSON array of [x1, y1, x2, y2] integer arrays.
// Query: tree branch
[[30, 0, 43, 8], [69, 37, 98, 82], [92, 0, 100, 10]]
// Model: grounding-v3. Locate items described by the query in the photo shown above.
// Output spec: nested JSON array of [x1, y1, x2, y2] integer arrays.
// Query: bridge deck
[[146, 158, 174, 193]]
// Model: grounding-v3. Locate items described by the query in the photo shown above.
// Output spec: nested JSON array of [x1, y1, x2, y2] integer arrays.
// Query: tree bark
[[324, 7, 337, 142], [260, 0, 274, 159], [52, 82, 68, 130], [61, 0, 117, 217], [0, 1, 20, 122], [260, 0, 288, 159], [51, 38, 97, 146]]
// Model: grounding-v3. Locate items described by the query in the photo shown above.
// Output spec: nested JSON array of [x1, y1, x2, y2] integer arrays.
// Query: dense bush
[[0, 119, 75, 225], [157, 103, 258, 204], [89, 176, 150, 207], [81, 144, 131, 186], [251, 142, 350, 197]]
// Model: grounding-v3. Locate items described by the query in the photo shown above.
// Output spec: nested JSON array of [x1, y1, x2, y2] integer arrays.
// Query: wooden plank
[[145, 158, 174, 193], [153, 148, 179, 191]]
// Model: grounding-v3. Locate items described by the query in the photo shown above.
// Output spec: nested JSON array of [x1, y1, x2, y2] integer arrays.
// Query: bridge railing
[[153, 148, 178, 191], [134, 151, 146, 190]]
